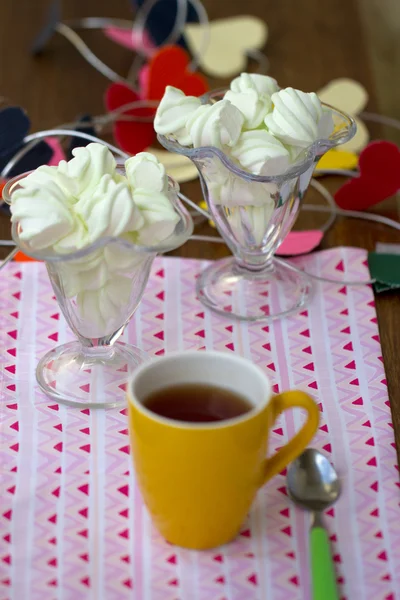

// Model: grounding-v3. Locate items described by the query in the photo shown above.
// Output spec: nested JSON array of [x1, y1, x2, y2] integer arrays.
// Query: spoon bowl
[[287, 448, 341, 511]]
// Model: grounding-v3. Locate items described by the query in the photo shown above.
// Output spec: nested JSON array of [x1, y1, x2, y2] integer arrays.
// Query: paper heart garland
[[105, 82, 156, 155], [131, 0, 199, 48], [184, 16, 268, 78], [276, 231, 324, 256], [316, 149, 358, 172], [105, 82, 198, 182], [0, 107, 54, 214], [318, 78, 369, 153], [335, 141, 400, 210], [45, 138, 66, 166], [368, 252, 400, 293], [105, 44, 206, 181], [145, 45, 208, 100], [103, 27, 155, 55]]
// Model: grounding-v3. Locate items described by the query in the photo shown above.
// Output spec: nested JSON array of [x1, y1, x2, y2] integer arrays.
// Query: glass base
[[196, 257, 313, 322], [36, 341, 150, 408]]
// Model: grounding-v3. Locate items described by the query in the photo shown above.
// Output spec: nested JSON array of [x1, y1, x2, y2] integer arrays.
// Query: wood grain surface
[[0, 0, 399, 458]]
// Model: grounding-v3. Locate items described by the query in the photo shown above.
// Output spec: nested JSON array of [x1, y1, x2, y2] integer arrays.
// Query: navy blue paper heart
[[0, 140, 54, 215], [68, 114, 96, 158], [0, 106, 54, 172], [0, 141, 54, 178], [0, 107, 31, 158], [31, 0, 61, 54], [0, 105, 54, 215], [132, 0, 198, 48]]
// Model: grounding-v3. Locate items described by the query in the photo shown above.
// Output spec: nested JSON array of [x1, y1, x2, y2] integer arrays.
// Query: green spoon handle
[[310, 524, 339, 600]]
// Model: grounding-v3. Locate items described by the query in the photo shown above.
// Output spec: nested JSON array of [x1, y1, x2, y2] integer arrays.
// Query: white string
[[64, 17, 135, 30], [361, 111, 400, 132], [309, 178, 337, 233], [55, 23, 129, 85], [178, 192, 211, 219], [1, 130, 129, 179], [0, 248, 18, 271], [302, 204, 400, 231], [314, 168, 358, 177], [190, 234, 223, 243], [46, 0, 214, 87]]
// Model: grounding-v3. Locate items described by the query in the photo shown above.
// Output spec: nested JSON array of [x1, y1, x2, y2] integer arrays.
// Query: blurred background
[[1, 0, 400, 236], [0, 0, 399, 143]]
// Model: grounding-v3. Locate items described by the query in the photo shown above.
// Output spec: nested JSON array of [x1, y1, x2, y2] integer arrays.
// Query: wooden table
[[1, 0, 399, 458]]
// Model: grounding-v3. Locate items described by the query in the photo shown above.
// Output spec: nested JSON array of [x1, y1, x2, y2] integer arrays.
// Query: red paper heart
[[105, 83, 155, 155], [146, 45, 209, 101], [335, 141, 400, 210]]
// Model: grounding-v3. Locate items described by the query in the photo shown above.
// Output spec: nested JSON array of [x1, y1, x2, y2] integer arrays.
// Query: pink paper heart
[[46, 138, 66, 166], [138, 65, 150, 98], [103, 27, 155, 55], [276, 231, 323, 256]]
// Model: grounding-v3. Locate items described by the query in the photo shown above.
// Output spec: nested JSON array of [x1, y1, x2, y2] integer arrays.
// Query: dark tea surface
[[143, 384, 253, 423]]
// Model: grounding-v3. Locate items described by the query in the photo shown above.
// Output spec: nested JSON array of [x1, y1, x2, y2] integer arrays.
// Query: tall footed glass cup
[[3, 174, 193, 408], [159, 93, 355, 321]]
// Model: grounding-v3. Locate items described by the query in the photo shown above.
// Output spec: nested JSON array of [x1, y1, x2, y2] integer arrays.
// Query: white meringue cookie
[[227, 202, 275, 246], [53, 217, 90, 254], [58, 142, 117, 199], [224, 89, 271, 129], [10, 180, 78, 250], [58, 241, 150, 300], [76, 274, 133, 337], [218, 176, 278, 207], [154, 86, 201, 145], [20, 165, 78, 199], [231, 130, 290, 175], [224, 73, 277, 129], [57, 249, 109, 298], [265, 88, 334, 148], [75, 174, 144, 242], [186, 100, 244, 149], [104, 240, 149, 272], [126, 152, 168, 193], [133, 189, 179, 245], [201, 156, 278, 207], [230, 73, 279, 96]]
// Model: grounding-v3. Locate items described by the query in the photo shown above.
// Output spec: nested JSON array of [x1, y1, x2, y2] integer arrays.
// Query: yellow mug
[[127, 351, 319, 550]]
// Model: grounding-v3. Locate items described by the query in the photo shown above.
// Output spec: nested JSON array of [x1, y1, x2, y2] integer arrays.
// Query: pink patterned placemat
[[1, 248, 399, 600]]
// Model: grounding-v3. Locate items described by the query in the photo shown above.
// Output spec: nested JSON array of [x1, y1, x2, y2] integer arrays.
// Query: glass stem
[[235, 253, 275, 273], [79, 326, 125, 361], [81, 344, 116, 361]]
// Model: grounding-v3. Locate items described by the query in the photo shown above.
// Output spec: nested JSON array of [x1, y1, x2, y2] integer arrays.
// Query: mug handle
[[261, 390, 320, 486]]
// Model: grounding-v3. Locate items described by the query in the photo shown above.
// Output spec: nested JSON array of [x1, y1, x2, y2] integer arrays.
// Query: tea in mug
[[143, 383, 253, 423]]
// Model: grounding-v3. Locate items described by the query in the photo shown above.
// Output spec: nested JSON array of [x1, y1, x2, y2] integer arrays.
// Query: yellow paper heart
[[184, 16, 268, 78], [146, 148, 198, 183], [317, 78, 369, 153], [199, 200, 215, 227], [316, 149, 359, 172]]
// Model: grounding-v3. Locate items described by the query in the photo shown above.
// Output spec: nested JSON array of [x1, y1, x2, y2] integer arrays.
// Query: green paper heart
[[368, 252, 400, 293]]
